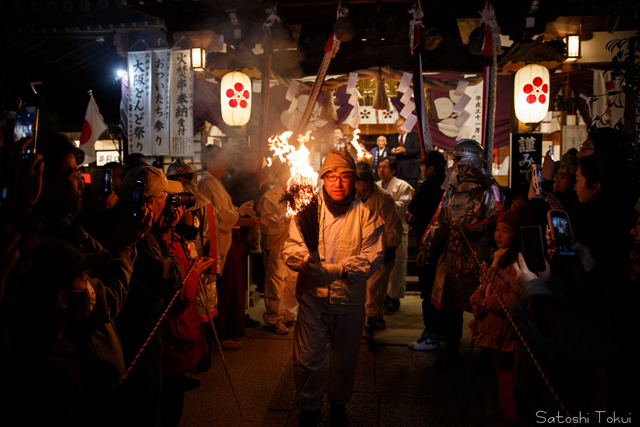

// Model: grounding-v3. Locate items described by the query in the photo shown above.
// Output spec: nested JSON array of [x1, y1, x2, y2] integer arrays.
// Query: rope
[[293, 35, 340, 137], [197, 274, 244, 417], [115, 261, 198, 387], [454, 223, 576, 426], [480, 4, 499, 167]]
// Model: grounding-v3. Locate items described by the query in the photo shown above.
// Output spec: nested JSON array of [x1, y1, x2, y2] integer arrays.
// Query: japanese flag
[[79, 93, 108, 164]]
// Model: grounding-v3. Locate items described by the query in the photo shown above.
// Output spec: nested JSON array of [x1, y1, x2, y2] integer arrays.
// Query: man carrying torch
[[283, 151, 385, 427]]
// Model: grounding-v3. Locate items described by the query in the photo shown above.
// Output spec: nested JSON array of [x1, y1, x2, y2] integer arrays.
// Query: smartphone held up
[[14, 106, 39, 157], [547, 209, 576, 256]]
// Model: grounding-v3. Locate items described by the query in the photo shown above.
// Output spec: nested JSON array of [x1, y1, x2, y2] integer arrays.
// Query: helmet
[[452, 139, 486, 162], [166, 158, 194, 179]]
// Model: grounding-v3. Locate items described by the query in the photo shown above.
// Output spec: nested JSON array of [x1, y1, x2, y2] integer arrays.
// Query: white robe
[[377, 176, 414, 299], [361, 185, 403, 318], [256, 183, 298, 324], [197, 171, 239, 274]]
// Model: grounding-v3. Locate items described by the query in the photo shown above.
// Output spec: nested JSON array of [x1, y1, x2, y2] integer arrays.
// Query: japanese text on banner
[[128, 51, 152, 154], [169, 50, 194, 157], [510, 133, 542, 189], [151, 50, 171, 155]]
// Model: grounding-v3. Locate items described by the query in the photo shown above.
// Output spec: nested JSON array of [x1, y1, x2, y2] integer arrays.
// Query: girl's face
[[494, 222, 515, 249], [575, 166, 598, 203]]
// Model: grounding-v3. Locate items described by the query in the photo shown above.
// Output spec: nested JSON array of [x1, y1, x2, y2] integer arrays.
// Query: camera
[[163, 192, 196, 214]]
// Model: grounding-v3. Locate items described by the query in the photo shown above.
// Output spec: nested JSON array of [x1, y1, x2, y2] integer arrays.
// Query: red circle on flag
[[229, 99, 238, 108], [80, 120, 91, 145], [523, 84, 533, 94], [526, 94, 537, 104], [234, 82, 244, 92]]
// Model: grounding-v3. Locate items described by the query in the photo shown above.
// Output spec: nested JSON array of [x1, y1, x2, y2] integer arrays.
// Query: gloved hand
[[383, 247, 397, 263], [238, 201, 256, 217], [304, 254, 344, 287], [417, 250, 429, 267]]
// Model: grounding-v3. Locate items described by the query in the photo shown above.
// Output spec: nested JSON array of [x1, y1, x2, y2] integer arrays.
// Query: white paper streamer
[[348, 90, 359, 106], [454, 79, 469, 97], [398, 72, 413, 93], [454, 110, 471, 129], [453, 93, 471, 114], [286, 80, 300, 101], [346, 72, 358, 94], [400, 89, 413, 105], [287, 97, 299, 115], [402, 114, 417, 132], [400, 100, 415, 119], [349, 108, 361, 129]]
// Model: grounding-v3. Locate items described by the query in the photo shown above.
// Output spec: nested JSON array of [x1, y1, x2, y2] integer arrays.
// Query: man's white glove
[[238, 200, 256, 217], [304, 254, 344, 287]]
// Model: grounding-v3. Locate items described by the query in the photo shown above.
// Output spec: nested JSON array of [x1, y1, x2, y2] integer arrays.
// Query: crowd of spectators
[[1, 124, 638, 427]]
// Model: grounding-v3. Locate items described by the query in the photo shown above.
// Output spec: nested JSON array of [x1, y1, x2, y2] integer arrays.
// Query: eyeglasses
[[324, 174, 355, 183]]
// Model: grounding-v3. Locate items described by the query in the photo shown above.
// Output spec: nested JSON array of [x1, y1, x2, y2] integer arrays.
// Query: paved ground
[[178, 293, 501, 427]]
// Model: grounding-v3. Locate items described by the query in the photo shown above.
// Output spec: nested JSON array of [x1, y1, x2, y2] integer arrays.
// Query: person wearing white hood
[[256, 161, 299, 335]]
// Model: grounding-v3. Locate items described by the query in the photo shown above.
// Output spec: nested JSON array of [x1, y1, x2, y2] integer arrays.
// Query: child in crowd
[[469, 206, 526, 425]]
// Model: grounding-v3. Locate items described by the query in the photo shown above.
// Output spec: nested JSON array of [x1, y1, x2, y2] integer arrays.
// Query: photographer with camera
[[111, 165, 187, 426]]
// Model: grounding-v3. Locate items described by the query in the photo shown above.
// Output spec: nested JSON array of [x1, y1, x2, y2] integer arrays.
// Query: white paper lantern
[[221, 71, 252, 126], [514, 64, 550, 124]]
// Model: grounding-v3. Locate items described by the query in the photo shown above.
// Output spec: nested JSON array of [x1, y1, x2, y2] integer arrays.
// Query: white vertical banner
[[592, 70, 625, 128], [127, 51, 152, 154], [169, 49, 194, 157], [151, 50, 171, 155]]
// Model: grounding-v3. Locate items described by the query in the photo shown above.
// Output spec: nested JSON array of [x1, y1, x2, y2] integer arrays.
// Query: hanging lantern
[[221, 71, 252, 126], [565, 34, 581, 60], [372, 77, 390, 110], [514, 64, 550, 123], [319, 90, 338, 122], [191, 47, 206, 71]]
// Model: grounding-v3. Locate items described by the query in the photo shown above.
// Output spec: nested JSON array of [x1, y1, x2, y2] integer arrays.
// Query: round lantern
[[221, 71, 252, 126], [514, 64, 550, 124]]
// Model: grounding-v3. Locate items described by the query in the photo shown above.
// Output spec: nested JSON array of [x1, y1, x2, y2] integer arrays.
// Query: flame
[[268, 131, 319, 216], [349, 129, 372, 161]]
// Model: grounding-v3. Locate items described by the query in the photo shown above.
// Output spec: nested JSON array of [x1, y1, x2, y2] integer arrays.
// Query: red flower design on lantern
[[225, 82, 251, 109], [522, 76, 548, 105]]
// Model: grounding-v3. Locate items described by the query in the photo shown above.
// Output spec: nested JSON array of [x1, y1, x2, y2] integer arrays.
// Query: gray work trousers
[[293, 292, 366, 410]]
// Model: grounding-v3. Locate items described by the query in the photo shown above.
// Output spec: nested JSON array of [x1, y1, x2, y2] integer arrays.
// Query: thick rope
[[293, 35, 340, 137], [115, 261, 198, 387], [454, 223, 576, 427], [480, 4, 501, 167]]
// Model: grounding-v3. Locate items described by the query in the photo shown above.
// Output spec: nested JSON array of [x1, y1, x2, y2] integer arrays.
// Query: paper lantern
[[191, 47, 206, 71], [565, 35, 581, 60], [514, 64, 550, 123], [221, 71, 252, 126]]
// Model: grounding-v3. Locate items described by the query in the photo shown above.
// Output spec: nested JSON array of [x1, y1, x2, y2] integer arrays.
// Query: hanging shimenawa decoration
[[319, 90, 338, 122], [372, 75, 390, 110]]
